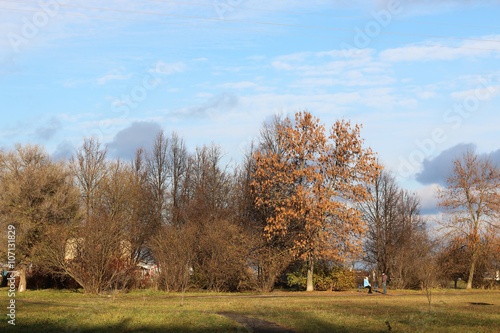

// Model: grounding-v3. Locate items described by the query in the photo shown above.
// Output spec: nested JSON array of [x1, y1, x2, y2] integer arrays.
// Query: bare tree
[[167, 132, 188, 226], [438, 233, 500, 289], [0, 144, 80, 292], [181, 144, 251, 291], [416, 250, 439, 312], [360, 168, 400, 280], [70, 137, 108, 222], [360, 168, 428, 288], [44, 157, 149, 294], [147, 130, 170, 226], [152, 224, 194, 292], [391, 190, 428, 288], [44, 211, 135, 294], [128, 148, 158, 264], [438, 150, 500, 289], [99, 160, 131, 220]]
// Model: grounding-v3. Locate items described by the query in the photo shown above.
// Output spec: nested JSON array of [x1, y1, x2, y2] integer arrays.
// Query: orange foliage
[[252, 111, 380, 262]]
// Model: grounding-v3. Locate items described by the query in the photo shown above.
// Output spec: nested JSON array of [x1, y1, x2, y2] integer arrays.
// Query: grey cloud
[[35, 117, 62, 141], [491, 149, 500, 165], [108, 121, 162, 160], [421, 207, 439, 216], [416, 143, 476, 185], [52, 141, 76, 161], [174, 92, 238, 118], [416, 143, 500, 185]]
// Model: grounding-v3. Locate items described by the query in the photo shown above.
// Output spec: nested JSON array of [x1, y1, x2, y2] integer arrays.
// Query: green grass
[[1, 287, 499, 332]]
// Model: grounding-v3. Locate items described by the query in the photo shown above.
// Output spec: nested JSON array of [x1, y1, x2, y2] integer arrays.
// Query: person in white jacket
[[363, 276, 373, 293]]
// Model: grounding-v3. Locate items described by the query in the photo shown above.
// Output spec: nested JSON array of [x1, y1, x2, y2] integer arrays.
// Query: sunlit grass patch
[[1, 288, 499, 332]]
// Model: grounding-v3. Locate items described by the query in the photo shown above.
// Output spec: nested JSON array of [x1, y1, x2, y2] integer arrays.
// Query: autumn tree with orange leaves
[[252, 112, 380, 291], [438, 150, 500, 289]]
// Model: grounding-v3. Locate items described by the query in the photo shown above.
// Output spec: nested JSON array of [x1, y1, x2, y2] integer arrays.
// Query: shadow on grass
[[279, 316, 388, 333], [5, 308, 500, 333], [3, 315, 390, 333], [2, 318, 239, 333], [9, 323, 377, 333], [270, 312, 390, 333]]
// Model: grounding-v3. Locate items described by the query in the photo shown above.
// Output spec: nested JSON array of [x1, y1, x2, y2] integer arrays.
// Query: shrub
[[287, 262, 355, 291]]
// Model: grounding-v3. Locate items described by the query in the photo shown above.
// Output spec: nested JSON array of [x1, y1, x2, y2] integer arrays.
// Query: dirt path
[[16, 300, 95, 308], [217, 312, 296, 333]]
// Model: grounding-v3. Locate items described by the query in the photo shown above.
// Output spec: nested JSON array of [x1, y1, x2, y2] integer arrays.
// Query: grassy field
[[1, 287, 499, 332]]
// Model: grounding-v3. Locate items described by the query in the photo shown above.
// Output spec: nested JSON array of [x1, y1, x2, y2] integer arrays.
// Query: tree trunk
[[466, 251, 477, 290], [306, 260, 314, 292], [18, 266, 27, 293]]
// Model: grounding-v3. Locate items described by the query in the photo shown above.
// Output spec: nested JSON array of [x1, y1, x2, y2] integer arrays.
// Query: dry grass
[[1, 287, 499, 332]]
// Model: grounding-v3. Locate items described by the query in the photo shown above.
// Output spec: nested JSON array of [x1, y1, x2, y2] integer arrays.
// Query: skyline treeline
[[1, 111, 498, 294]]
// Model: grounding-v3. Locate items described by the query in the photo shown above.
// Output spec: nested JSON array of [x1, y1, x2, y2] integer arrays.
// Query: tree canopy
[[252, 111, 380, 290]]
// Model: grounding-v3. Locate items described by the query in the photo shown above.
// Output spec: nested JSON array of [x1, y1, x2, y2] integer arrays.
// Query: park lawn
[[1, 288, 499, 332]]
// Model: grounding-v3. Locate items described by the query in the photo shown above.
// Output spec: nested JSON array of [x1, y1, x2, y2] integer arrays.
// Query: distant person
[[363, 276, 372, 293], [382, 273, 388, 294]]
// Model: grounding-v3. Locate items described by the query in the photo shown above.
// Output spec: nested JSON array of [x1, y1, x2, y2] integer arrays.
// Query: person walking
[[363, 276, 372, 293], [382, 273, 388, 294]]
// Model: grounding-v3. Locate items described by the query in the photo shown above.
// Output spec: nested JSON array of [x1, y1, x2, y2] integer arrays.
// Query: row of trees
[[359, 151, 500, 290], [1, 111, 499, 293], [360, 168, 431, 289]]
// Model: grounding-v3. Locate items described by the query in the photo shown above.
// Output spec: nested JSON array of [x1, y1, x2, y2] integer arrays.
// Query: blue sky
[[1, 0, 500, 216]]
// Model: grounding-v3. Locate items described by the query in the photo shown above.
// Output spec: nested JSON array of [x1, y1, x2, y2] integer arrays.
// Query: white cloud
[[59, 112, 100, 123], [450, 86, 500, 100], [274, 51, 313, 62], [150, 61, 186, 75], [406, 85, 441, 100], [270, 49, 389, 83], [271, 61, 295, 71], [359, 88, 418, 109], [414, 183, 444, 214], [237, 93, 352, 117], [63, 79, 88, 87], [196, 92, 214, 98], [293, 73, 396, 87], [81, 117, 129, 131], [418, 91, 438, 100], [294, 77, 336, 87], [218, 81, 258, 89], [96, 72, 132, 85], [247, 55, 266, 61], [317, 48, 373, 59], [379, 35, 500, 62]]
